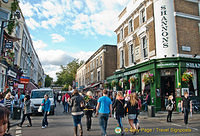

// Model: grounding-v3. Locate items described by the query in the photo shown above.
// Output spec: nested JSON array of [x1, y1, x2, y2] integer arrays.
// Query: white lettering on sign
[[7, 70, 17, 78], [161, 5, 168, 48], [186, 63, 200, 68]]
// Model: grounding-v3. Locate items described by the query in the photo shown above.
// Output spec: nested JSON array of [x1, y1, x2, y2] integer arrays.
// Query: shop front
[[107, 57, 200, 112]]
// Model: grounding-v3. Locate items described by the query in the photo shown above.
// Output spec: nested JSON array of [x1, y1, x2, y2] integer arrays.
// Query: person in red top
[[62, 93, 70, 113]]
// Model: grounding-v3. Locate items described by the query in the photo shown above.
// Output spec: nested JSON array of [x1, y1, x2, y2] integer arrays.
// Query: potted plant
[[119, 78, 127, 87], [142, 72, 154, 85], [129, 75, 138, 86], [182, 70, 193, 83], [111, 80, 117, 87]]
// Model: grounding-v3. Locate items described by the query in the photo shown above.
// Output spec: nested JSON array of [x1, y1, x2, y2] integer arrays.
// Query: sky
[[19, 0, 130, 81]]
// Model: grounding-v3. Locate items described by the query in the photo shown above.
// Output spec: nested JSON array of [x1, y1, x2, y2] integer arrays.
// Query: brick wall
[[124, 26, 128, 38], [134, 16, 139, 30], [148, 21, 156, 52], [146, 3, 153, 20], [124, 44, 129, 67]]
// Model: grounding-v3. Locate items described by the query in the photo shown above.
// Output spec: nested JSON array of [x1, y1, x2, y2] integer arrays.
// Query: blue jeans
[[63, 102, 68, 112], [117, 117, 123, 128], [72, 115, 82, 127], [99, 113, 109, 136], [42, 111, 48, 127]]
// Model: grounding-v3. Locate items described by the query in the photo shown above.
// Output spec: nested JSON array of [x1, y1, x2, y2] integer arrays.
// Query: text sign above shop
[[157, 63, 178, 68], [124, 69, 139, 76], [186, 63, 200, 68], [7, 70, 17, 78]]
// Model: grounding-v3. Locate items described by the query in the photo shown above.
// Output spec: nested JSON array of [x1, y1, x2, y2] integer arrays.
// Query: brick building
[[76, 45, 117, 90], [107, 0, 200, 111]]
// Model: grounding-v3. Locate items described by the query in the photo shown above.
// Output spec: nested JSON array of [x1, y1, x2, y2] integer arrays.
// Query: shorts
[[128, 114, 136, 120]]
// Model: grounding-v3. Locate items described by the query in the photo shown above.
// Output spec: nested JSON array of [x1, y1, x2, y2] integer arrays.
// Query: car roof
[[31, 88, 53, 91]]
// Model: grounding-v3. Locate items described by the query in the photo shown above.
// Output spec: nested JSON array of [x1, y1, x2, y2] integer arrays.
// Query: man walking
[[181, 91, 192, 125], [96, 89, 112, 136]]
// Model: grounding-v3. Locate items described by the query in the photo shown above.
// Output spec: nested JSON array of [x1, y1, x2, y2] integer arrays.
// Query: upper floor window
[[15, 25, 20, 38], [129, 44, 134, 64], [120, 50, 124, 68], [140, 9, 146, 24], [120, 28, 123, 41], [128, 19, 133, 33], [96, 58, 98, 67], [100, 56, 102, 65], [141, 36, 148, 59], [97, 71, 101, 82], [90, 63, 92, 71]]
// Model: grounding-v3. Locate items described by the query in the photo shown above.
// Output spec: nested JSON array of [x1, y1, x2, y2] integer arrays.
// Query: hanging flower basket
[[129, 75, 138, 85], [111, 80, 117, 87], [142, 72, 154, 85], [119, 78, 127, 87], [182, 70, 193, 83]]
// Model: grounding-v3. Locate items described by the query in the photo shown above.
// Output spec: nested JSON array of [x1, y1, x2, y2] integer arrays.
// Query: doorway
[[160, 76, 175, 110]]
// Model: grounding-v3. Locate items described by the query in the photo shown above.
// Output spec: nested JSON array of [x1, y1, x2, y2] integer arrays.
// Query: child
[[178, 100, 181, 113]]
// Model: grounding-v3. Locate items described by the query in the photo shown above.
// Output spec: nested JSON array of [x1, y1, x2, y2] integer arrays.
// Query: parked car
[[30, 88, 55, 115]]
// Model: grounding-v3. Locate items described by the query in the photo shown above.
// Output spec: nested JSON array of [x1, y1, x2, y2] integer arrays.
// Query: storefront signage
[[7, 70, 17, 78], [186, 63, 200, 68], [20, 76, 30, 84], [124, 69, 139, 76], [5, 40, 13, 49], [157, 63, 178, 68], [161, 5, 168, 48]]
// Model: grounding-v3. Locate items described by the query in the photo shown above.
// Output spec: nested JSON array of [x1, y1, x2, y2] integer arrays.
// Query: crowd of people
[[0, 89, 193, 136]]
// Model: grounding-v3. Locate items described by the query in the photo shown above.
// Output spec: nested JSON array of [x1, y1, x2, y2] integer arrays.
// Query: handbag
[[166, 104, 173, 111], [38, 105, 43, 112]]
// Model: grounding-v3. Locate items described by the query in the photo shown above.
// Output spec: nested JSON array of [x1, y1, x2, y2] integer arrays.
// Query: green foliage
[[55, 59, 84, 87], [45, 75, 53, 87]]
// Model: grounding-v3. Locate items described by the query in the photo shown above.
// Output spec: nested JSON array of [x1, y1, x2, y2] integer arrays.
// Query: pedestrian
[[0, 94, 4, 105], [178, 100, 182, 113], [0, 106, 12, 136], [113, 91, 125, 136], [41, 94, 51, 129], [166, 95, 175, 122], [57, 93, 61, 104], [125, 93, 139, 134], [4, 93, 13, 118], [144, 92, 150, 111], [18, 95, 32, 127], [135, 93, 142, 130], [68, 89, 84, 136], [62, 93, 70, 113], [181, 92, 192, 125], [96, 89, 112, 136], [84, 91, 95, 131]]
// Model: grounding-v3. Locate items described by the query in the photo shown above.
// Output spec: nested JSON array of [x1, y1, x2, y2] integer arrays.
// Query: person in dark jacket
[[68, 89, 84, 136], [113, 91, 125, 136], [41, 94, 51, 129], [84, 91, 95, 131], [125, 93, 138, 134], [19, 95, 32, 127], [166, 95, 174, 122], [181, 92, 192, 125], [0, 105, 12, 136]]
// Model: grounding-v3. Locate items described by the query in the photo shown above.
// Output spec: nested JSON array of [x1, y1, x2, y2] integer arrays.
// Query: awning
[[91, 82, 101, 88], [26, 82, 38, 93]]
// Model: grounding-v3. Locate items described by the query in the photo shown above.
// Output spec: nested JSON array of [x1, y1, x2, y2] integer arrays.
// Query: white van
[[30, 88, 55, 115]]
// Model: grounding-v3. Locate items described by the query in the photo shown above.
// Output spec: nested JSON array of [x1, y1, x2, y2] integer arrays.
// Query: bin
[[12, 106, 21, 120], [148, 105, 155, 117]]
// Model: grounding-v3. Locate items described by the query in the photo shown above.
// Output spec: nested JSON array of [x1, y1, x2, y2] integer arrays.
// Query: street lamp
[[0, 11, 21, 56]]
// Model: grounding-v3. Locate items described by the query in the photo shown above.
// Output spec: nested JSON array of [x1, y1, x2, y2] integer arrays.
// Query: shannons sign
[[186, 63, 200, 68], [161, 5, 168, 48]]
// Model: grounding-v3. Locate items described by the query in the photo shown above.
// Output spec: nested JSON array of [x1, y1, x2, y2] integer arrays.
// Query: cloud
[[50, 34, 66, 43], [19, 1, 34, 17], [33, 40, 48, 50], [25, 18, 40, 30], [43, 65, 61, 81], [69, 51, 94, 62]]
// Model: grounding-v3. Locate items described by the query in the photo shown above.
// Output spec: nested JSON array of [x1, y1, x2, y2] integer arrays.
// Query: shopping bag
[[38, 105, 43, 112]]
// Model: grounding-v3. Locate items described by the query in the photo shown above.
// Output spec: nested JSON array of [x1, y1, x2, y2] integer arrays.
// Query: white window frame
[[100, 56, 102, 65], [140, 8, 146, 24], [141, 36, 148, 60], [129, 44, 134, 65], [128, 19, 133, 33], [96, 58, 98, 67], [120, 49, 125, 68]]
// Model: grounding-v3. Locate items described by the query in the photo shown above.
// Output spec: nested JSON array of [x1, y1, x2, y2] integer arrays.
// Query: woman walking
[[84, 91, 95, 131], [68, 89, 84, 136], [125, 93, 139, 134], [4, 93, 13, 118], [166, 95, 174, 122], [0, 106, 12, 136], [113, 91, 125, 136], [41, 94, 51, 129], [19, 95, 32, 127]]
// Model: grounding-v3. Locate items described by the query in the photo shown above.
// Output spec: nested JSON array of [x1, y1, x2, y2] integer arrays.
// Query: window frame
[[128, 19, 133, 33], [141, 36, 148, 60], [140, 8, 146, 24]]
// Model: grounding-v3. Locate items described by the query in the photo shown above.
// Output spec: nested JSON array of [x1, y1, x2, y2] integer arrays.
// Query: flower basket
[[129, 76, 138, 85], [111, 80, 117, 87], [119, 78, 127, 87], [182, 70, 193, 83], [142, 72, 154, 85]]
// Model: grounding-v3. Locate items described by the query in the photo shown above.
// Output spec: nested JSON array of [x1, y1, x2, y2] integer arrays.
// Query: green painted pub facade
[[107, 57, 200, 111]]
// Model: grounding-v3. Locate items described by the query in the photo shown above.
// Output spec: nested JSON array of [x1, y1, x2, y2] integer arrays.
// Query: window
[[100, 56, 102, 65], [91, 72, 93, 83], [90, 63, 92, 71], [129, 44, 134, 64], [142, 36, 148, 59], [93, 61, 95, 69], [120, 50, 124, 68], [120, 28, 123, 41], [140, 9, 146, 23], [96, 58, 98, 67], [128, 19, 133, 33], [97, 71, 101, 81], [15, 25, 20, 38], [14, 48, 18, 65]]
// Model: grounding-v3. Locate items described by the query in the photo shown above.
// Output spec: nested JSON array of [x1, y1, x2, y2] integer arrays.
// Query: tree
[[45, 75, 53, 87], [55, 59, 84, 89]]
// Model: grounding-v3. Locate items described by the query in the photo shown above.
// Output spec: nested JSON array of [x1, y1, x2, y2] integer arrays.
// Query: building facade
[[0, 0, 45, 93], [76, 45, 117, 90], [107, 0, 200, 111]]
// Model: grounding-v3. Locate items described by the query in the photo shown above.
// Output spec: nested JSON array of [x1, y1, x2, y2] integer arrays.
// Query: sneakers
[[45, 125, 48, 127], [42, 126, 45, 129]]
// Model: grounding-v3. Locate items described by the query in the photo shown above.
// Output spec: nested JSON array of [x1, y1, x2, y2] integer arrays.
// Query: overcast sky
[[19, 0, 129, 81]]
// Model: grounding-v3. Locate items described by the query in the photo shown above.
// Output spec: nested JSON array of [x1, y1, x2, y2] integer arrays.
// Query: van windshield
[[31, 90, 53, 98]]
